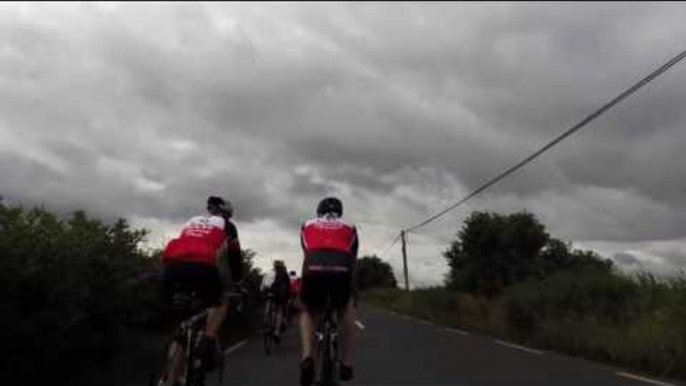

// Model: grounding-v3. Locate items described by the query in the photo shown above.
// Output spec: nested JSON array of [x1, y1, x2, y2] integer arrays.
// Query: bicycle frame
[[180, 311, 208, 386], [152, 288, 247, 386], [263, 292, 277, 355]]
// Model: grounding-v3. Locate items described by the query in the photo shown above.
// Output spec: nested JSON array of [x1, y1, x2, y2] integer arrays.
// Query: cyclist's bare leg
[[299, 309, 320, 360], [207, 300, 229, 338], [338, 300, 355, 366]]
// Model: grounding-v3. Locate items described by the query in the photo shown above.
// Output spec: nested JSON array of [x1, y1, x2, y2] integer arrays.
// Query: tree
[[444, 211, 550, 297], [539, 239, 614, 275], [240, 248, 264, 295], [356, 255, 397, 291], [444, 210, 615, 297]]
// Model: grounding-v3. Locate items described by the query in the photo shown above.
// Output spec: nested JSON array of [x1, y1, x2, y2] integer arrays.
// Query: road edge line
[[494, 340, 544, 355], [616, 372, 677, 386], [446, 328, 470, 335]]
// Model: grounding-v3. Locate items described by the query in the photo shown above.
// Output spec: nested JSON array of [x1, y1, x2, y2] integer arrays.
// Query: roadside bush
[[0, 202, 161, 383], [502, 268, 638, 335]]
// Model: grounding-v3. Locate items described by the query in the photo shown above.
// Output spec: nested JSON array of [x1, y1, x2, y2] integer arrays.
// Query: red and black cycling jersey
[[162, 215, 243, 282], [300, 215, 358, 273], [162, 215, 227, 265], [290, 277, 302, 296]]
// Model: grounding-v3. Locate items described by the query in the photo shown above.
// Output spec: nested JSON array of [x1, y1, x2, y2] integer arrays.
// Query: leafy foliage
[[444, 211, 614, 296], [238, 248, 265, 297], [0, 200, 264, 383], [0, 202, 162, 382], [356, 255, 397, 290]]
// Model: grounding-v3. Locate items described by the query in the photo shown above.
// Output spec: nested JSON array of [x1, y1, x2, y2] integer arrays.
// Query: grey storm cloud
[[613, 252, 642, 268], [2, 2, 686, 279]]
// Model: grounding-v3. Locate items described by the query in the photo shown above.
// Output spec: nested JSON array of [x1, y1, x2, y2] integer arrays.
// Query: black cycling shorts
[[271, 283, 291, 307], [300, 271, 352, 313], [163, 262, 224, 308]]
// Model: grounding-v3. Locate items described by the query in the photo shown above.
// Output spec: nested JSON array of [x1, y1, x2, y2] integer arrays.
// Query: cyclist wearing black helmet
[[298, 197, 359, 386], [160, 195, 243, 384]]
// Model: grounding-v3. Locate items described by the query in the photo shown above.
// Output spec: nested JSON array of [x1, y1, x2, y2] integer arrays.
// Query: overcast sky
[[2, 2, 685, 285]]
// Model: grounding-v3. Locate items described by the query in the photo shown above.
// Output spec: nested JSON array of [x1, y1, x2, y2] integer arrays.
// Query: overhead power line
[[404, 49, 686, 233], [378, 232, 402, 258]]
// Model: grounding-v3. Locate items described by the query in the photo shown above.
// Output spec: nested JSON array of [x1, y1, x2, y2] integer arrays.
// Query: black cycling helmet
[[207, 196, 233, 217], [316, 197, 343, 217]]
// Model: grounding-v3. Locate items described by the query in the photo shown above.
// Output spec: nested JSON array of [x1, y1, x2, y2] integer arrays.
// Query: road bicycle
[[150, 287, 247, 386], [263, 291, 277, 356]]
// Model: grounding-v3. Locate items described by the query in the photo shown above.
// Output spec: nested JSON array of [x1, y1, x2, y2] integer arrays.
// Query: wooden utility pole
[[401, 230, 409, 291]]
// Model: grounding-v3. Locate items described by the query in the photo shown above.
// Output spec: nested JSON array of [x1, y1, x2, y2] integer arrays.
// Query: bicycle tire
[[186, 331, 206, 386], [263, 300, 274, 356], [318, 318, 336, 386]]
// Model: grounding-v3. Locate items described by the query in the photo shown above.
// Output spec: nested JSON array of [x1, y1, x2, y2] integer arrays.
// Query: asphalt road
[[212, 305, 681, 386]]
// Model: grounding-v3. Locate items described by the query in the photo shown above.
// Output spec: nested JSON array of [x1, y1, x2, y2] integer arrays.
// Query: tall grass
[[365, 271, 686, 379]]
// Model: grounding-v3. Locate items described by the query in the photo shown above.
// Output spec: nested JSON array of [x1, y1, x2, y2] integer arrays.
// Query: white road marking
[[494, 340, 544, 355], [617, 372, 677, 386], [418, 320, 434, 327], [224, 339, 249, 356], [355, 320, 366, 330], [446, 328, 470, 336]]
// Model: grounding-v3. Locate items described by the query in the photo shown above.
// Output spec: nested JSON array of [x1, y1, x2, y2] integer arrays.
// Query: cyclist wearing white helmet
[[161, 195, 243, 385]]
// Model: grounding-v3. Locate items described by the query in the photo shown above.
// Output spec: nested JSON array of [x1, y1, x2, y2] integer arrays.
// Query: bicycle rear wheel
[[317, 319, 336, 386], [263, 299, 275, 356]]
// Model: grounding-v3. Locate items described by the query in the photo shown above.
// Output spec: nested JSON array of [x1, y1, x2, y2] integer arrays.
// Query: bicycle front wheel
[[263, 300, 274, 356]]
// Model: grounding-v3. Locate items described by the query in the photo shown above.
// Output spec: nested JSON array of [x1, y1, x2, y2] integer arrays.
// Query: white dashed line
[[494, 340, 544, 355], [224, 339, 249, 356], [446, 328, 470, 336], [617, 372, 677, 386], [355, 320, 366, 330]]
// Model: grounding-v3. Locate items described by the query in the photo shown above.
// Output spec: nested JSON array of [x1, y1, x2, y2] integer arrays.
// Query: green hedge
[[0, 203, 161, 383]]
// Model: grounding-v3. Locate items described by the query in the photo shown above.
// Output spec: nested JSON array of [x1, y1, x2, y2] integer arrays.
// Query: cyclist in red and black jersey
[[160, 196, 243, 384], [271, 260, 292, 343], [298, 197, 358, 386]]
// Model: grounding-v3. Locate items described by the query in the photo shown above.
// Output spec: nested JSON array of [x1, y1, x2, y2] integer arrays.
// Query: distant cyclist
[[262, 260, 291, 343], [272, 260, 291, 342], [288, 270, 302, 318], [160, 196, 243, 384], [298, 197, 358, 386]]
